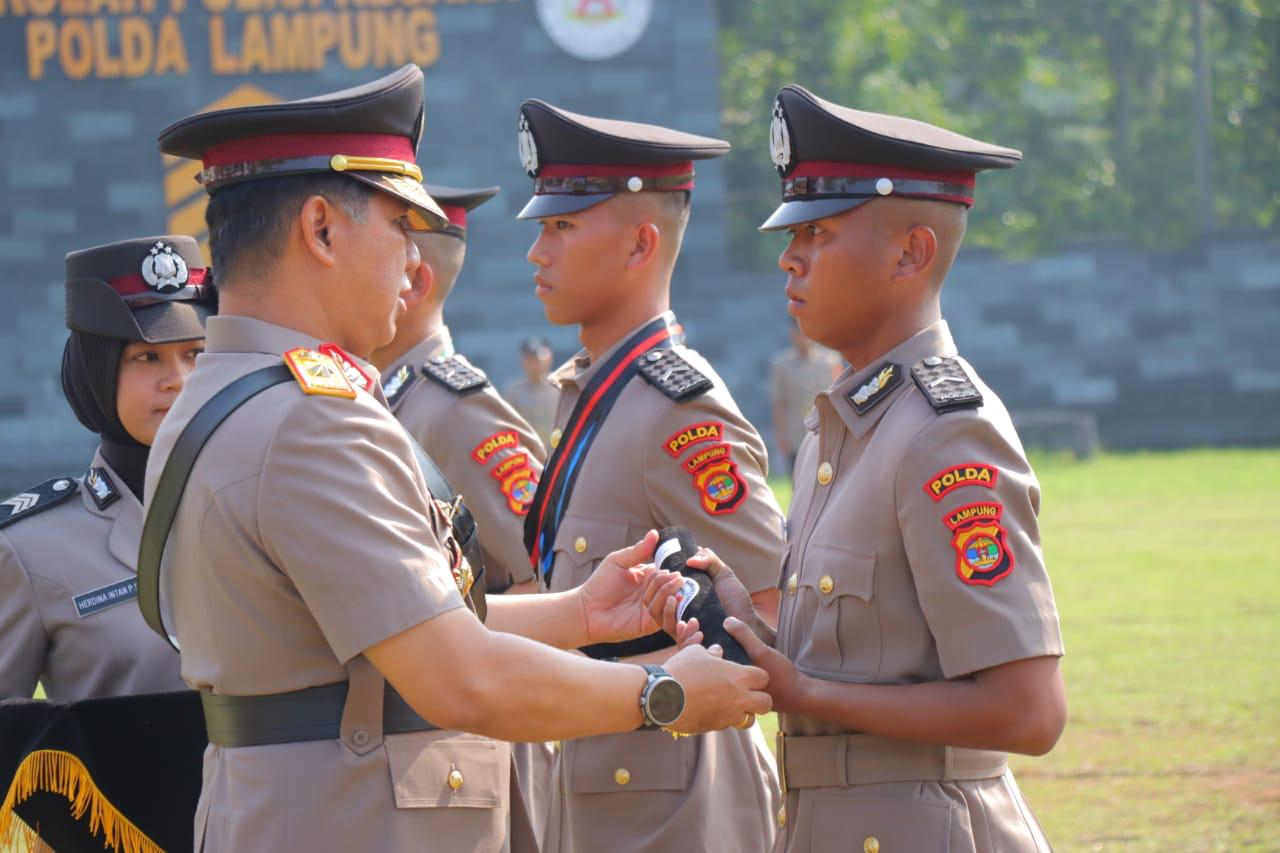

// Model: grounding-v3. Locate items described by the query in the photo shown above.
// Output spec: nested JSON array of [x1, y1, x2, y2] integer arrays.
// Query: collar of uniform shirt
[[549, 310, 679, 390]]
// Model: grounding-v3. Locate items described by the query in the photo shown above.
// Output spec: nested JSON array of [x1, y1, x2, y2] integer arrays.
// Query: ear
[[298, 195, 338, 268], [892, 223, 937, 283], [624, 221, 661, 271], [405, 252, 436, 309]]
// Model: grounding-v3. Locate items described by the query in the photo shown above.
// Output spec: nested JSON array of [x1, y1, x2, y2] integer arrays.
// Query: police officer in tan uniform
[[515, 100, 785, 853], [504, 337, 559, 447], [146, 66, 770, 852], [657, 85, 1067, 852], [0, 236, 211, 700], [370, 183, 544, 596], [367, 182, 555, 839]]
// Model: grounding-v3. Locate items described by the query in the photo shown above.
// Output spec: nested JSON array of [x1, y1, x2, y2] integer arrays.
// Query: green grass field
[[764, 448, 1280, 851]]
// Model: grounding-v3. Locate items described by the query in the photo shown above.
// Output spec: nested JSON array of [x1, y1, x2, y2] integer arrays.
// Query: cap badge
[[518, 113, 540, 177], [769, 99, 792, 174], [140, 241, 189, 293]]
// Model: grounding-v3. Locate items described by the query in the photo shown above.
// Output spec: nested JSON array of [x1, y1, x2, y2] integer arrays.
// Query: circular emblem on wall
[[517, 113, 540, 177], [140, 241, 189, 293], [536, 0, 653, 62], [769, 99, 793, 175]]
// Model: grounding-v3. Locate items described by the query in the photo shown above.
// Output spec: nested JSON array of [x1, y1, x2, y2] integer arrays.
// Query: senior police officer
[[656, 85, 1067, 851], [516, 100, 785, 853], [145, 66, 770, 852], [366, 182, 555, 839], [0, 237, 211, 700]]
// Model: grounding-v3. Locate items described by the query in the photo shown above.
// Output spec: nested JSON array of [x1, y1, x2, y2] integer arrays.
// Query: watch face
[[646, 677, 685, 727]]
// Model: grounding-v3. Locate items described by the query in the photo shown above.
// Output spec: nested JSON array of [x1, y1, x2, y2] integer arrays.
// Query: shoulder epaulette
[[911, 355, 984, 414], [422, 354, 490, 396], [636, 348, 714, 403], [282, 347, 357, 399], [0, 477, 79, 529], [382, 361, 423, 411]]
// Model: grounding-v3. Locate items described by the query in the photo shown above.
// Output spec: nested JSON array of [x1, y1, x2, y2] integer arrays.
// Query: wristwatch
[[638, 664, 685, 730]]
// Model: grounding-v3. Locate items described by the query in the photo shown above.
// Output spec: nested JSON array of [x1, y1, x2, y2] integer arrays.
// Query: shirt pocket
[[566, 730, 695, 794], [384, 730, 510, 809], [809, 790, 973, 853], [794, 543, 880, 681], [548, 513, 631, 590]]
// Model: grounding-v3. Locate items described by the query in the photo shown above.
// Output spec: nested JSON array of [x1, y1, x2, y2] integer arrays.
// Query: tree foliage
[[716, 0, 1278, 266]]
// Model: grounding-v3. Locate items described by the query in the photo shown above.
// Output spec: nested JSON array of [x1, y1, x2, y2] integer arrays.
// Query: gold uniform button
[[863, 837, 880, 853], [776, 804, 787, 829], [447, 769, 464, 791], [817, 461, 834, 485], [574, 536, 588, 553], [614, 768, 631, 786], [786, 574, 797, 595], [550, 428, 562, 449], [819, 575, 834, 594]]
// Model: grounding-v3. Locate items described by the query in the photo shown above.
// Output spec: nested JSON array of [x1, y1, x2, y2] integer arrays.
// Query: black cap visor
[[133, 301, 212, 344], [348, 172, 448, 231], [516, 192, 615, 221], [758, 196, 876, 232]]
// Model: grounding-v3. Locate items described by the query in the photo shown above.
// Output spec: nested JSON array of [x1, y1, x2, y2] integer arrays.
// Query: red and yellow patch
[[943, 502, 1014, 586], [664, 421, 724, 458], [924, 462, 998, 502], [490, 452, 530, 480], [472, 430, 518, 464], [499, 467, 539, 515], [318, 343, 373, 392], [282, 348, 356, 399], [692, 459, 747, 515], [682, 443, 732, 474]]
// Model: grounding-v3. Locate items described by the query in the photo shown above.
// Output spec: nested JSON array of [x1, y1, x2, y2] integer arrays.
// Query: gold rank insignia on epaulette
[[282, 348, 357, 399]]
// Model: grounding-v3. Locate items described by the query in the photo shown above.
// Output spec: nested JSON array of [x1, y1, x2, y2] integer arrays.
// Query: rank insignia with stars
[[847, 361, 903, 415], [282, 348, 357, 399], [912, 356, 983, 413]]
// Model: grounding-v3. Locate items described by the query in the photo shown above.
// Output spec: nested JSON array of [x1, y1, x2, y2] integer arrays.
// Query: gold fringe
[[0, 749, 164, 853]]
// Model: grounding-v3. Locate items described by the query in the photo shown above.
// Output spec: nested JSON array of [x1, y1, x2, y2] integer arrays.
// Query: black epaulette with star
[[382, 361, 424, 412], [0, 476, 79, 530], [422, 354, 490, 396], [636, 348, 714, 403], [911, 355, 984, 413]]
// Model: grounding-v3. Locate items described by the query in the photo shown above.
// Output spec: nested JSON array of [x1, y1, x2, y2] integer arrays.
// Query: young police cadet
[[516, 100, 785, 853]]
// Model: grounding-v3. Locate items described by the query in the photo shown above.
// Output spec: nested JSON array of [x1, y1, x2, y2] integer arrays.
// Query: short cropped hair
[[205, 174, 372, 284]]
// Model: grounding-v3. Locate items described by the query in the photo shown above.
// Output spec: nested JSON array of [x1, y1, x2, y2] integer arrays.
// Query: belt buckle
[[776, 730, 787, 793]]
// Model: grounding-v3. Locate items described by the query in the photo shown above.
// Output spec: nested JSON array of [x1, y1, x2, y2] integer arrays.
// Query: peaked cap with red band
[[157, 64, 447, 232], [423, 183, 500, 239], [65, 236, 214, 343], [759, 84, 1022, 232], [515, 99, 729, 220]]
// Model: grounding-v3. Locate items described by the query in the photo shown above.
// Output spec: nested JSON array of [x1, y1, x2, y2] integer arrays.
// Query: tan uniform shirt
[[146, 316, 514, 852], [769, 346, 842, 455], [540, 312, 785, 853], [0, 453, 184, 700], [503, 375, 560, 449], [385, 326, 553, 840], [775, 320, 1063, 853], [387, 327, 544, 592]]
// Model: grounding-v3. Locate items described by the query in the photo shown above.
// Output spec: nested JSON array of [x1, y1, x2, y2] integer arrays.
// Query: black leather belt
[[201, 682, 435, 748]]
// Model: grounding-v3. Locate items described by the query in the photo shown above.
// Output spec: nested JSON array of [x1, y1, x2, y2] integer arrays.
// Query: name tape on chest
[[924, 462, 998, 501], [0, 477, 78, 529], [847, 361, 903, 415], [911, 356, 983, 413], [85, 467, 119, 511], [943, 501, 1014, 586], [637, 349, 713, 403], [283, 348, 357, 399], [422, 354, 490, 396], [73, 577, 139, 618]]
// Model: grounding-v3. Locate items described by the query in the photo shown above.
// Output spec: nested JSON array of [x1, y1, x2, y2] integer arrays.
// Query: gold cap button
[[550, 427, 562, 449], [817, 461, 833, 485], [447, 768, 464, 791], [786, 574, 797, 595], [574, 536, 587, 553], [614, 767, 631, 785], [777, 804, 787, 829], [819, 575, 834, 594], [864, 837, 880, 853]]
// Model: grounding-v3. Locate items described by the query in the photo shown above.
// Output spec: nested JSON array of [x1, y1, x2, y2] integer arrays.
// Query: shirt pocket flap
[[811, 790, 964, 852], [385, 731, 510, 809], [553, 514, 632, 571], [567, 730, 693, 794], [801, 543, 876, 603]]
